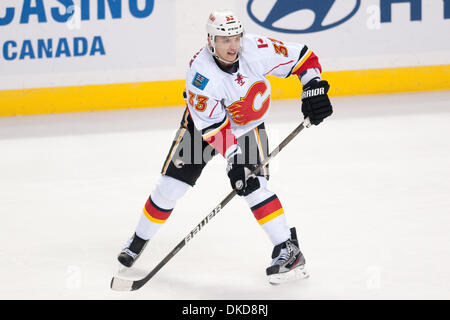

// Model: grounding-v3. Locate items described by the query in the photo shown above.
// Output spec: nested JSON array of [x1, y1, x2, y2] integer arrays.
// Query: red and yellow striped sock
[[251, 195, 284, 225], [143, 196, 173, 224]]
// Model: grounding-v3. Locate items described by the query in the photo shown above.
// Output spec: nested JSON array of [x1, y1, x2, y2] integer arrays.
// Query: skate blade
[[268, 264, 309, 285]]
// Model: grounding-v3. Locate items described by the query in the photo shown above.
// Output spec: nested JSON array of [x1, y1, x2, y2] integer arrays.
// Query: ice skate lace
[[123, 248, 138, 259], [274, 242, 295, 265], [122, 235, 144, 257], [276, 249, 290, 264]]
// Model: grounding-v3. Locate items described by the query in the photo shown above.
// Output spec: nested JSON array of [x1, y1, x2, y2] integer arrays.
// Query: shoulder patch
[[192, 72, 209, 90], [255, 37, 268, 49]]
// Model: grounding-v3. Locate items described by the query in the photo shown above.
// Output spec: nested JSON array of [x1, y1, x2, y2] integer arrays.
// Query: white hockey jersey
[[185, 34, 322, 158]]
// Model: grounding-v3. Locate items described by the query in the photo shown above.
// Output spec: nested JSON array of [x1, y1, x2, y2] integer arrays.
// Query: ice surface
[[0, 91, 449, 299]]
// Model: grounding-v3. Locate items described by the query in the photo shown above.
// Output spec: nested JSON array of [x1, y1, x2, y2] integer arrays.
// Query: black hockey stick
[[110, 118, 311, 291]]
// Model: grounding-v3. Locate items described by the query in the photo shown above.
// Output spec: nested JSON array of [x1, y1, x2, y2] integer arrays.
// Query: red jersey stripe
[[264, 60, 294, 76], [291, 52, 322, 77]]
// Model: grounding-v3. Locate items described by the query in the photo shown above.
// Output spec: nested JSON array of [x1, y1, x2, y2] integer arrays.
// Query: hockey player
[[117, 10, 332, 284]]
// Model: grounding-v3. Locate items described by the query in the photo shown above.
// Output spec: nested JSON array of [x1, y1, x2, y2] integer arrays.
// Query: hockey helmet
[[206, 10, 244, 62]]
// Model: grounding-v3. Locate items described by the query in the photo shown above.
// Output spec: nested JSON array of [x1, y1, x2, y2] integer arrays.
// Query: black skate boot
[[266, 227, 309, 284], [117, 233, 148, 268]]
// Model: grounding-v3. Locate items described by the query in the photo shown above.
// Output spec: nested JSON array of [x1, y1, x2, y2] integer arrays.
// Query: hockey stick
[[110, 118, 311, 291]]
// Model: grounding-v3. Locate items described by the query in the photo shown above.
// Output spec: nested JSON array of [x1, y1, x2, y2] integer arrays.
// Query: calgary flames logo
[[227, 81, 270, 126]]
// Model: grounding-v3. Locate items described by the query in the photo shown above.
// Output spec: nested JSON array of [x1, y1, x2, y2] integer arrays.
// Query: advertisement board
[[0, 0, 175, 89], [0, 0, 449, 115]]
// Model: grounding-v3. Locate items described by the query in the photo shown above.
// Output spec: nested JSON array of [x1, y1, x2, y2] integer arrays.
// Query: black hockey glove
[[301, 80, 333, 125], [227, 162, 260, 196]]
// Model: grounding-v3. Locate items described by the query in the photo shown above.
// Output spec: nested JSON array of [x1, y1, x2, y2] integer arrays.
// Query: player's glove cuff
[[301, 80, 333, 126]]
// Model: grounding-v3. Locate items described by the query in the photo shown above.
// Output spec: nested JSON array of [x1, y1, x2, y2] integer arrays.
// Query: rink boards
[[1, 64, 449, 116], [0, 0, 449, 116]]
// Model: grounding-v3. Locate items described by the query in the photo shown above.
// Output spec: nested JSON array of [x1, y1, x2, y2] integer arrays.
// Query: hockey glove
[[227, 162, 260, 196], [301, 80, 333, 125]]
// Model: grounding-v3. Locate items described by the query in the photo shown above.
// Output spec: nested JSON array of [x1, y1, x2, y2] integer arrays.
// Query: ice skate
[[266, 227, 309, 285], [117, 233, 148, 268]]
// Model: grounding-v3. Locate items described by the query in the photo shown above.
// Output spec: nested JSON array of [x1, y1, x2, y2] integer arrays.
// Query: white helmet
[[206, 10, 244, 63]]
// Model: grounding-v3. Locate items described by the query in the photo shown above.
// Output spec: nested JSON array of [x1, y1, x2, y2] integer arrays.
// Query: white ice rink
[[0, 91, 449, 300]]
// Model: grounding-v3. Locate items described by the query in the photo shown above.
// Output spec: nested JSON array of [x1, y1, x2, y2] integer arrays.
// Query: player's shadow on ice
[[116, 267, 310, 299]]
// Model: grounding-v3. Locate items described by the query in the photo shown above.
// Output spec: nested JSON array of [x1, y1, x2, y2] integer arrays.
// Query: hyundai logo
[[247, 0, 361, 34]]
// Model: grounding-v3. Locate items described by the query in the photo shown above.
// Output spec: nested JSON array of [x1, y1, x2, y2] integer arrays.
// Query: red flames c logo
[[227, 81, 270, 126]]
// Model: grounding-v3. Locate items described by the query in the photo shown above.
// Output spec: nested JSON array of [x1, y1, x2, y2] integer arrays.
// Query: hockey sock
[[135, 175, 190, 240], [244, 177, 290, 245]]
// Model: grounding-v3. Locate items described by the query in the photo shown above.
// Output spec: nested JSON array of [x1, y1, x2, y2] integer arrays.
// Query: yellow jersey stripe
[[254, 127, 268, 177], [202, 118, 229, 140], [291, 50, 312, 75], [162, 127, 186, 174]]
